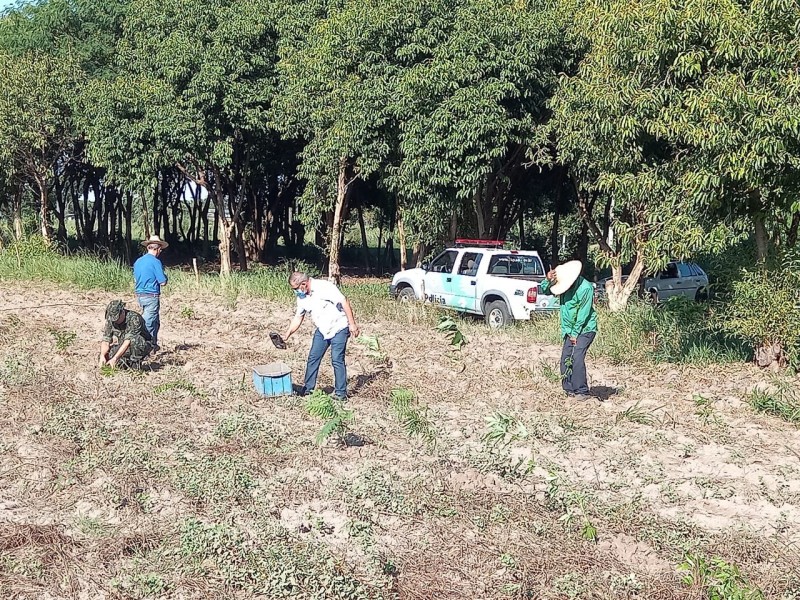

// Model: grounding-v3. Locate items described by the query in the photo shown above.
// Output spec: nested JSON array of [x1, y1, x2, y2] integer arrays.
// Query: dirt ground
[[0, 283, 799, 599]]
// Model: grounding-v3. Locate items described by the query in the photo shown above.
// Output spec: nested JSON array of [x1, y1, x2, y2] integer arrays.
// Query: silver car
[[596, 261, 710, 302]]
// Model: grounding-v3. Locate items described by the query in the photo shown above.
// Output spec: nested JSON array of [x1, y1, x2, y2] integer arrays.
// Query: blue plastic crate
[[252, 362, 293, 397]]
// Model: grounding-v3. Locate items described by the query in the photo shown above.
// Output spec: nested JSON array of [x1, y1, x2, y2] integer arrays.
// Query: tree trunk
[[37, 177, 52, 245], [412, 241, 427, 268], [12, 186, 23, 240], [787, 211, 800, 248], [141, 189, 152, 239], [357, 203, 371, 274], [328, 158, 350, 285], [449, 211, 458, 244], [397, 208, 407, 271], [517, 207, 525, 250], [754, 213, 768, 263], [605, 252, 645, 312], [473, 188, 486, 239]]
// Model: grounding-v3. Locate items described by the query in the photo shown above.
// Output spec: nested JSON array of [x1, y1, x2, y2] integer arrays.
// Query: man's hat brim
[[550, 260, 583, 295]]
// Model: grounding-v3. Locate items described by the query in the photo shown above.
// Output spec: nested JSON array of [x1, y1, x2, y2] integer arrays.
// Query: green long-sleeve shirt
[[539, 276, 598, 339]]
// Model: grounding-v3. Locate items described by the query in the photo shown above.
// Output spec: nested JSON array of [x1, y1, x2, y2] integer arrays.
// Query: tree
[[549, 0, 781, 310], [273, 0, 409, 283], [0, 51, 82, 245], [84, 0, 281, 274], [386, 0, 571, 242]]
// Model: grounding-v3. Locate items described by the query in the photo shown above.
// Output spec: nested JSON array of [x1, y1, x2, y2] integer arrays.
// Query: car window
[[429, 250, 458, 273], [677, 263, 693, 278], [660, 263, 678, 279], [692, 263, 706, 276], [487, 254, 544, 276], [457, 252, 482, 276]]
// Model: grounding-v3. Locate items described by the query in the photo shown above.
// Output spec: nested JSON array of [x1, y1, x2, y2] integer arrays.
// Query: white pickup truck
[[388, 242, 558, 327]]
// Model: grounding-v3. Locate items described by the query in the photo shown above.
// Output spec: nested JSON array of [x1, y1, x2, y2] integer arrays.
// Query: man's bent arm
[[109, 340, 131, 364], [283, 314, 304, 340]]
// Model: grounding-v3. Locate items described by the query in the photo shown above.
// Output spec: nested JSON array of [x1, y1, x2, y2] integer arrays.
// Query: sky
[[0, 0, 21, 13]]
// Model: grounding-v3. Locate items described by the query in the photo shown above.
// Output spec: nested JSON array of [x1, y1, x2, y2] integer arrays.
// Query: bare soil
[[0, 283, 799, 599]]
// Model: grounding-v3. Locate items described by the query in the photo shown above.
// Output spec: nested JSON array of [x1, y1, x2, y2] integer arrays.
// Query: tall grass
[[527, 297, 749, 366], [0, 237, 132, 291]]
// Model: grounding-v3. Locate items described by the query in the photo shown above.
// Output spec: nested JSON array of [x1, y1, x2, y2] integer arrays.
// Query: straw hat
[[141, 235, 169, 249], [550, 260, 583, 295]]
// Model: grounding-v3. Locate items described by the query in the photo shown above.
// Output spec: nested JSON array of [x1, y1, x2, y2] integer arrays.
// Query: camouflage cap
[[105, 300, 126, 322]]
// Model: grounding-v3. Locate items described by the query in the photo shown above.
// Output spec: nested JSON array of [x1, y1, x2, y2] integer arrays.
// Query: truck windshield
[[487, 255, 544, 276]]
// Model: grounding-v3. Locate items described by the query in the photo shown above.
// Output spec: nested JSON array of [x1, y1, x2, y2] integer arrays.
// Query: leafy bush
[[719, 255, 800, 368]]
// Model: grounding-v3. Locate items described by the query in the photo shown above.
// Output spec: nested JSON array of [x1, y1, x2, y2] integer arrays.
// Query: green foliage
[[179, 306, 195, 319], [720, 258, 800, 365], [214, 407, 274, 447], [680, 554, 764, 600], [48, 328, 77, 353], [172, 455, 255, 506], [482, 412, 528, 448], [436, 315, 467, 349], [178, 517, 385, 597], [356, 335, 387, 362], [389, 388, 437, 448], [305, 390, 354, 446], [153, 380, 201, 396], [747, 382, 800, 425], [0, 237, 132, 291], [111, 572, 170, 599]]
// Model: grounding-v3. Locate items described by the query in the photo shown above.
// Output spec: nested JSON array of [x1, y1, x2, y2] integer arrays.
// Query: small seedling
[[49, 328, 77, 352], [436, 315, 467, 349], [482, 411, 528, 448], [539, 360, 561, 383], [356, 335, 388, 362], [180, 306, 196, 319], [390, 388, 437, 447], [305, 390, 354, 446]]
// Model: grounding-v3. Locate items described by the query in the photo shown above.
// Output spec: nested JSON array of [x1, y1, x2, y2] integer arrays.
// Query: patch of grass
[[615, 401, 659, 426], [747, 383, 800, 424], [539, 360, 562, 383], [111, 572, 170, 599], [679, 553, 764, 600], [214, 407, 273, 447], [153, 380, 201, 396], [172, 455, 255, 507], [48, 328, 76, 353], [0, 352, 36, 385], [177, 517, 387, 597], [179, 306, 195, 319]]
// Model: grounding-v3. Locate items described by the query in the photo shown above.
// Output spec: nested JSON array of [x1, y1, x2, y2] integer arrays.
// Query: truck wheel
[[485, 300, 512, 329], [397, 287, 416, 302]]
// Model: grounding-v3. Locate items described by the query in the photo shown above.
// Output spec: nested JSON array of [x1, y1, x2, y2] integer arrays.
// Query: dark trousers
[[302, 328, 350, 398], [560, 331, 596, 395]]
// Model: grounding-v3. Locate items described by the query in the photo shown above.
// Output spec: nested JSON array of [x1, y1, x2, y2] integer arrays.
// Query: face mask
[[294, 289, 307, 299]]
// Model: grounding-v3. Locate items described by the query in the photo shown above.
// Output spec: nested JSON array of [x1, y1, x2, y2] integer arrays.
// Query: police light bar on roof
[[454, 238, 506, 249]]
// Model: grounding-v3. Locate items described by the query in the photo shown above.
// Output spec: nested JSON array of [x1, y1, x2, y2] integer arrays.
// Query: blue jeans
[[303, 327, 349, 398], [560, 331, 596, 395], [137, 294, 161, 346]]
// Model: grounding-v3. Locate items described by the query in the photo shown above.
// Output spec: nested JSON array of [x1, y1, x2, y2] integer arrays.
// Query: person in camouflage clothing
[[98, 300, 153, 369]]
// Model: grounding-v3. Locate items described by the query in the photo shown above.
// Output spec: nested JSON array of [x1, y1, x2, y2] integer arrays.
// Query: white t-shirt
[[295, 278, 349, 340]]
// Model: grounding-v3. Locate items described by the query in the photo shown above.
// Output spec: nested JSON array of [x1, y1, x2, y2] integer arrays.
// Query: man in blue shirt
[[133, 235, 168, 350]]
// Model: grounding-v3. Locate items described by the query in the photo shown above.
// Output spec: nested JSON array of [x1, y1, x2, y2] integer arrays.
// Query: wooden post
[[193, 258, 200, 285]]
